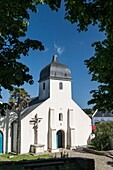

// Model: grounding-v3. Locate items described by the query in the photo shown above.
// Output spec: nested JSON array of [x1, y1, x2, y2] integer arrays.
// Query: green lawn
[[0, 153, 52, 161]]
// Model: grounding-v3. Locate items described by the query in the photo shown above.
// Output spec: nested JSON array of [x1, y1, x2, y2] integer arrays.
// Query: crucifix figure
[[30, 114, 42, 144]]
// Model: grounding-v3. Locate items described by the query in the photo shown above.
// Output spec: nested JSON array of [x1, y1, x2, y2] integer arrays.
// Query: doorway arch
[[56, 130, 65, 148], [0, 131, 3, 153]]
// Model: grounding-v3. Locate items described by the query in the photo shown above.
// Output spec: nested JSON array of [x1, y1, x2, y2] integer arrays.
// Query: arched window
[[59, 113, 63, 121], [59, 82, 63, 90], [43, 82, 45, 90]]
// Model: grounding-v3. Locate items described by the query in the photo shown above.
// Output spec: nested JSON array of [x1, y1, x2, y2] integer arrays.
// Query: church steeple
[[39, 55, 71, 82], [38, 55, 72, 101]]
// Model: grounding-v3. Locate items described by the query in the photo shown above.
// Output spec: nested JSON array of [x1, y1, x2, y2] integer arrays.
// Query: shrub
[[91, 122, 113, 151]]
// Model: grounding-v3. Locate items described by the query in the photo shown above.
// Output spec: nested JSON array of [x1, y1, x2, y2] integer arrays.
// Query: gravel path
[[68, 150, 113, 170]]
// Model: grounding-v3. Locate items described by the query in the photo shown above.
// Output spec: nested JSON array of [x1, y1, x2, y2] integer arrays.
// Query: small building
[[0, 55, 91, 154], [92, 110, 113, 127]]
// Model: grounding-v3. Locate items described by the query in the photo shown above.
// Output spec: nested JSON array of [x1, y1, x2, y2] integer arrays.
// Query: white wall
[[21, 100, 50, 154], [48, 97, 91, 147], [68, 100, 91, 146], [0, 111, 17, 153], [12, 122, 17, 153], [39, 79, 50, 101], [20, 77, 91, 153], [50, 79, 72, 100]]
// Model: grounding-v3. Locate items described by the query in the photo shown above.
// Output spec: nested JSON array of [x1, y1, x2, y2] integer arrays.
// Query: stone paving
[[64, 149, 113, 170]]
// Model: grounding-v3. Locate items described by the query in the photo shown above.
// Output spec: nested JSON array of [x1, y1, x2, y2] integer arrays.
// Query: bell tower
[[38, 55, 72, 101]]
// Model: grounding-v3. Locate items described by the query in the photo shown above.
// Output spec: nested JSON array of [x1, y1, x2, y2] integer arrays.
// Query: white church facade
[[0, 55, 91, 154]]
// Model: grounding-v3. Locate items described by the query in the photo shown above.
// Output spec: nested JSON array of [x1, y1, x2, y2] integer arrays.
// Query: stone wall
[[0, 157, 95, 170]]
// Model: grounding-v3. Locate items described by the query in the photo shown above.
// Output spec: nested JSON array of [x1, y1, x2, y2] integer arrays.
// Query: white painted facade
[[0, 111, 17, 153], [0, 56, 92, 154]]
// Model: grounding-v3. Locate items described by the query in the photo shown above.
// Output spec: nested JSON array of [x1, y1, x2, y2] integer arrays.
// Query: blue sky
[[1, 3, 105, 108]]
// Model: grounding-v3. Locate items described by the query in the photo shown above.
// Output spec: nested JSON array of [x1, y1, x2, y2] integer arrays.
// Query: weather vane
[[53, 41, 57, 56]]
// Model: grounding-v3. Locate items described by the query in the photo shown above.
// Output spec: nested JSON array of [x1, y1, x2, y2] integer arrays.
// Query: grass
[[0, 153, 52, 161]]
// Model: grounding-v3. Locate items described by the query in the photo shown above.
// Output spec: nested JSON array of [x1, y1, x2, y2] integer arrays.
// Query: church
[[0, 55, 91, 154]]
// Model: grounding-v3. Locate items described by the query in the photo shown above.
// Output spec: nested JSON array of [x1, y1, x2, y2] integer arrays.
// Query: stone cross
[[30, 114, 42, 144]]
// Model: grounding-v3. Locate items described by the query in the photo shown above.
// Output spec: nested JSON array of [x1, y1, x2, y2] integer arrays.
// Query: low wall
[[0, 157, 95, 170]]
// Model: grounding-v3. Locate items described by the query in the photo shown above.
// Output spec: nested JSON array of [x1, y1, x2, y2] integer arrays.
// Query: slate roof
[[21, 101, 43, 120], [11, 97, 47, 122], [93, 111, 113, 117], [29, 97, 39, 106], [39, 55, 72, 82]]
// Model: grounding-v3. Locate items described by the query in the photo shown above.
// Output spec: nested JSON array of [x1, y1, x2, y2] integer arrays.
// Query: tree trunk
[[16, 104, 21, 154]]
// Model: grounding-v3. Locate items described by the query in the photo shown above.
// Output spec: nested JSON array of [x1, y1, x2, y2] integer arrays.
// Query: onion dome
[[39, 55, 72, 82]]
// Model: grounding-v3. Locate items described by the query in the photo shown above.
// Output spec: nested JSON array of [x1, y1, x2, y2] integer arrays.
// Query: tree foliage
[[83, 108, 95, 118], [0, 0, 62, 115], [63, 0, 113, 111], [0, 0, 45, 97], [0, 102, 11, 116], [91, 122, 113, 151], [9, 87, 30, 109], [85, 39, 113, 111], [83, 108, 94, 115]]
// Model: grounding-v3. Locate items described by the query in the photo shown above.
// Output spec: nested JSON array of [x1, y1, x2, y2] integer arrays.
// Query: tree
[[9, 87, 30, 154], [0, 0, 62, 98], [85, 39, 113, 111], [63, 0, 113, 111], [83, 108, 95, 118], [66, 0, 113, 111], [0, 0, 62, 115], [91, 122, 113, 151], [0, 0, 44, 97]]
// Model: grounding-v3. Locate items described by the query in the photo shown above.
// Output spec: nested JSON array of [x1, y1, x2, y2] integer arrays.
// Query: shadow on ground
[[107, 161, 113, 167]]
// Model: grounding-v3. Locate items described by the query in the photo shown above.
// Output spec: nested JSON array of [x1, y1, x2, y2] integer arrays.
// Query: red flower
[[92, 126, 96, 130]]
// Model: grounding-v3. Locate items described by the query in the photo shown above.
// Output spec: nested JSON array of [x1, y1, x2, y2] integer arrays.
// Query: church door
[[56, 130, 65, 148], [0, 131, 3, 153]]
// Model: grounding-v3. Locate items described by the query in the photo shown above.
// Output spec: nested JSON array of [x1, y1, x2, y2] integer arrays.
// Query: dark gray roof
[[93, 111, 113, 117], [21, 101, 43, 120], [29, 97, 39, 106], [39, 55, 72, 82]]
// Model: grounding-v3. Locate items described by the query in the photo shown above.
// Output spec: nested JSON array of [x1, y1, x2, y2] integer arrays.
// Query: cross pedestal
[[30, 144, 45, 154], [30, 114, 44, 154]]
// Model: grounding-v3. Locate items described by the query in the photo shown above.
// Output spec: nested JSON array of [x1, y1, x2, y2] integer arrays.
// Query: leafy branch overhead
[[0, 0, 62, 97], [64, 0, 113, 111], [0, 0, 45, 94]]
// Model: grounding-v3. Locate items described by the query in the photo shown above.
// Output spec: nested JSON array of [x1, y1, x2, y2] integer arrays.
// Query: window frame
[[59, 113, 63, 121], [59, 82, 63, 90]]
